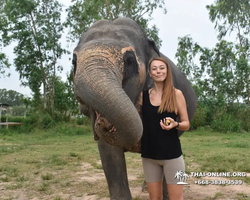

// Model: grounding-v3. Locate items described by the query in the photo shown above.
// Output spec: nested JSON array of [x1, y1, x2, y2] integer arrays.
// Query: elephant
[[72, 17, 197, 200]]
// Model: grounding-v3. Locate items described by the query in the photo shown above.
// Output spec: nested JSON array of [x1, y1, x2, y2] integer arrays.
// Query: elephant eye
[[72, 54, 77, 75], [123, 50, 139, 78]]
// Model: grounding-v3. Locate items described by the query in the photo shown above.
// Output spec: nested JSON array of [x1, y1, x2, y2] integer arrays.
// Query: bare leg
[[142, 177, 169, 200], [167, 184, 183, 200], [146, 181, 163, 200]]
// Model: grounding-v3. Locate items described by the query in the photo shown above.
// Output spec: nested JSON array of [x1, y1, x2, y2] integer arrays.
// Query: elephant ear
[[143, 39, 160, 90], [147, 38, 160, 57]]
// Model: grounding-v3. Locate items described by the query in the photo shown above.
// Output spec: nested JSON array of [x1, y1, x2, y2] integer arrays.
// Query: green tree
[[0, 1, 10, 77], [64, 69, 79, 116], [65, 0, 167, 48], [205, 41, 238, 105], [0, 89, 24, 106], [175, 35, 213, 102], [175, 35, 203, 85], [0, 51, 10, 77], [53, 74, 79, 118], [176, 36, 240, 106], [11, 105, 27, 116], [207, 0, 250, 108], [1, 0, 69, 115]]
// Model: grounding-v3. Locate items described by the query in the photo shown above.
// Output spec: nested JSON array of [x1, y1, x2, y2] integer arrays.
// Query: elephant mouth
[[95, 111, 117, 133], [94, 110, 141, 153]]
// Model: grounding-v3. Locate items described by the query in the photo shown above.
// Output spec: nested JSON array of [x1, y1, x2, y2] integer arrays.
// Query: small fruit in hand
[[165, 119, 170, 126]]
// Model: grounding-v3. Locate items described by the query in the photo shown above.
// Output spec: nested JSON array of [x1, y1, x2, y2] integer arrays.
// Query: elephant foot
[[141, 180, 148, 193]]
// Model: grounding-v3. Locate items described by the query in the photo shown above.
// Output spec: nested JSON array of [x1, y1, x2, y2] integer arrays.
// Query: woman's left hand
[[160, 117, 177, 131]]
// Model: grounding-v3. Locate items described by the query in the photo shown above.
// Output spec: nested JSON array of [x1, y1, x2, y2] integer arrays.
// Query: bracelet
[[176, 122, 179, 128]]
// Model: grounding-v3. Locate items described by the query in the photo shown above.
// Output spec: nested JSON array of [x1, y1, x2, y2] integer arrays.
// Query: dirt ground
[[81, 172, 250, 200], [0, 161, 249, 200], [79, 161, 250, 200]]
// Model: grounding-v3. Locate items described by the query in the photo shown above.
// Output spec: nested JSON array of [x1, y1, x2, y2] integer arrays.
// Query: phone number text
[[194, 180, 243, 185]]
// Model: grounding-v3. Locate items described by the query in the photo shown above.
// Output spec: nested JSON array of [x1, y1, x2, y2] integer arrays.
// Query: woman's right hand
[[160, 117, 178, 131]]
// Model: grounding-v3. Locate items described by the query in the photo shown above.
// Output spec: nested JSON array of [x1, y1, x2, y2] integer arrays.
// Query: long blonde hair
[[149, 57, 178, 114]]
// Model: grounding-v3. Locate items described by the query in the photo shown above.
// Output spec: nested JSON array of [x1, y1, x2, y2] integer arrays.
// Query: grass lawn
[[0, 124, 249, 200], [181, 128, 250, 174]]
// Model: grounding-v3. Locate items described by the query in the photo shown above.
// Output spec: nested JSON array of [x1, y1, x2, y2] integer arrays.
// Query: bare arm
[[175, 89, 190, 131], [160, 89, 190, 131], [136, 92, 143, 118], [138, 92, 142, 106]]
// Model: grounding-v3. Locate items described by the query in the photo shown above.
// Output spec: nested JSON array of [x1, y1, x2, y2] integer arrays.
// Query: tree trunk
[[43, 82, 47, 110]]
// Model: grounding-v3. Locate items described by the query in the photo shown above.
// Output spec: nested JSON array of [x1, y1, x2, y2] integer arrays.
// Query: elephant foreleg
[[98, 139, 132, 200]]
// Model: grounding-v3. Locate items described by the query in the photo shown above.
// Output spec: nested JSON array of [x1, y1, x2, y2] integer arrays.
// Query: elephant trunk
[[74, 56, 142, 149]]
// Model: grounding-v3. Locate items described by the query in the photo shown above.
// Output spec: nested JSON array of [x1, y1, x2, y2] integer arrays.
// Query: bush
[[52, 122, 92, 136], [240, 111, 250, 132], [0, 115, 5, 122], [11, 106, 27, 116], [76, 116, 84, 125], [54, 112, 71, 122], [7, 116, 25, 122], [227, 104, 250, 132], [17, 112, 55, 133], [40, 113, 56, 129], [202, 98, 220, 126], [190, 104, 208, 129], [73, 115, 91, 126], [211, 113, 242, 133]]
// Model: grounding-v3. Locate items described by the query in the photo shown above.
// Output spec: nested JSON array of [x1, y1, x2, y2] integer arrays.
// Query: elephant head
[[73, 18, 160, 150]]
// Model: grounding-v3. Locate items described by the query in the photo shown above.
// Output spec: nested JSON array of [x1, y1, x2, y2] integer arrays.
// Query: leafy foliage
[[176, 35, 249, 132], [206, 0, 250, 109], [0, 1, 10, 77], [11, 106, 27, 116], [0, 0, 249, 133], [176, 36, 241, 104], [176, 1, 250, 132], [0, 52, 10, 77], [0, 89, 24, 106], [1, 0, 69, 114], [53, 73, 79, 117], [206, 0, 250, 41], [65, 0, 167, 47], [211, 113, 242, 133], [190, 103, 209, 129]]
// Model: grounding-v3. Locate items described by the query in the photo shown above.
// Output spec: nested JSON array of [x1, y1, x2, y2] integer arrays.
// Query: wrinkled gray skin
[[73, 17, 197, 200]]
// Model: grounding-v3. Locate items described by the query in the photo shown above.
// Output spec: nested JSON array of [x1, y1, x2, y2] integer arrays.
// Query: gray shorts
[[142, 155, 185, 184]]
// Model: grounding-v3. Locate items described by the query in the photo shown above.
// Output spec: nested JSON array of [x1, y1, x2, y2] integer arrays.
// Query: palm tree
[[174, 170, 184, 181], [183, 173, 190, 182]]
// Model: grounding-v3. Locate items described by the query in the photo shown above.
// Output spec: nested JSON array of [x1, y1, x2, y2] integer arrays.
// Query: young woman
[[140, 57, 190, 200]]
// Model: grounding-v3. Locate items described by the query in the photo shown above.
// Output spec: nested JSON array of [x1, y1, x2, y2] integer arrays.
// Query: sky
[[0, 0, 222, 97]]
